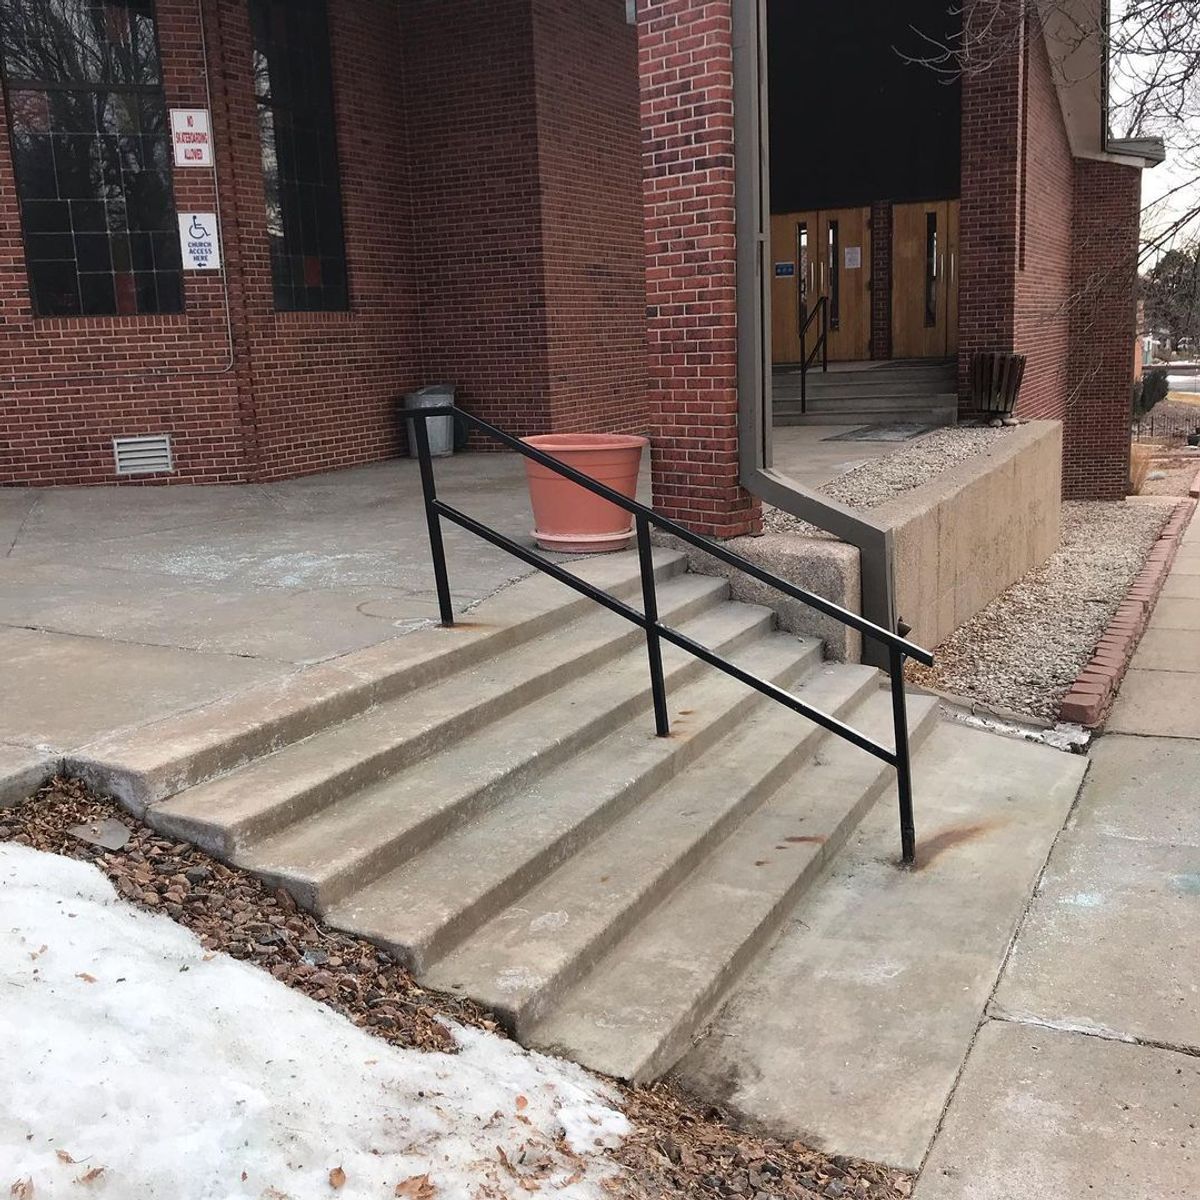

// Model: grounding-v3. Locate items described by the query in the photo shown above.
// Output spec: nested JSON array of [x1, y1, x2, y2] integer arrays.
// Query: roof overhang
[[1038, 0, 1165, 169]]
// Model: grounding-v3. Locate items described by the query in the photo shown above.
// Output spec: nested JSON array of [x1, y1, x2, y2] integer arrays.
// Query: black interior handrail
[[403, 404, 932, 865], [799, 295, 829, 414]]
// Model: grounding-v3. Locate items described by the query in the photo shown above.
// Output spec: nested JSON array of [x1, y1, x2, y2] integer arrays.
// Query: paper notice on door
[[844, 246, 862, 269]]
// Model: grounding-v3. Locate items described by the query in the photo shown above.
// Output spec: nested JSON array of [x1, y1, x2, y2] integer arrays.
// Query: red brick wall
[[1065, 159, 1141, 499], [1, 0, 645, 483], [1013, 16, 1073, 422], [533, 0, 647, 434], [0, 0, 249, 485], [402, 0, 550, 441], [957, 4, 1022, 402], [870, 200, 892, 360], [222, 0, 420, 481], [637, 0, 760, 538]]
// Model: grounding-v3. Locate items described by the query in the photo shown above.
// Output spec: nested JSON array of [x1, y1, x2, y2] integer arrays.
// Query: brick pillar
[[1064, 160, 1141, 499], [957, 5, 1023, 399], [870, 200, 892, 359], [637, 0, 761, 538]]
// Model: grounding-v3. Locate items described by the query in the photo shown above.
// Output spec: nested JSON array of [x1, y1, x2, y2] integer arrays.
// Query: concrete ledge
[[1191, 467, 1200, 499], [1059, 499, 1195, 726], [874, 421, 1063, 650], [655, 533, 862, 662], [67, 550, 688, 813], [0, 745, 56, 808]]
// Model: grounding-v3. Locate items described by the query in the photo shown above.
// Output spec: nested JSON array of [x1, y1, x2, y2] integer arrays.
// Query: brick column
[[869, 200, 892, 359], [1064, 160, 1141, 499], [957, 5, 1023, 399], [637, 0, 761, 538]]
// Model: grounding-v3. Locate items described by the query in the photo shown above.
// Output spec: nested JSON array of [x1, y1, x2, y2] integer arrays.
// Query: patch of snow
[[0, 845, 629, 1199]]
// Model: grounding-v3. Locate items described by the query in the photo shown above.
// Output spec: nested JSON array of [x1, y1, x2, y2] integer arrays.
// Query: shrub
[[1130, 442, 1153, 495], [1134, 367, 1170, 418]]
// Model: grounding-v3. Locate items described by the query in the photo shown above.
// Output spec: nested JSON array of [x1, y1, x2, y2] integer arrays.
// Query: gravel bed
[[766, 426, 1015, 534], [1140, 462, 1197, 497], [907, 500, 1176, 721], [2, 778, 915, 1200]]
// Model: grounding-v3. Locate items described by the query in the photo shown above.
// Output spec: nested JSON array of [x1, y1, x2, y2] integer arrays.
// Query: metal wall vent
[[113, 434, 174, 476]]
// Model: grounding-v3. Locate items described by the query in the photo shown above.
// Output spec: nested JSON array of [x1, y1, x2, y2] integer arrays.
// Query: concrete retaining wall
[[667, 421, 1062, 662], [878, 421, 1062, 650]]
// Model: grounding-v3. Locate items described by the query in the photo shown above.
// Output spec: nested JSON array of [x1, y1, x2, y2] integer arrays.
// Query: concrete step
[[422, 661, 883, 1037], [236, 599, 794, 917], [322, 630, 824, 971], [526, 690, 941, 1083], [773, 406, 958, 428], [74, 548, 691, 814], [778, 380, 958, 400], [152, 571, 731, 857]]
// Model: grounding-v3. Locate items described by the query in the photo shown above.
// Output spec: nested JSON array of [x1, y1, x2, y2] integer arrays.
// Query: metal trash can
[[403, 384, 455, 458]]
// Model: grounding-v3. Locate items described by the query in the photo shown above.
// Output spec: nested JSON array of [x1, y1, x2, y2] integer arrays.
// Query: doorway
[[892, 199, 959, 358], [770, 207, 871, 364]]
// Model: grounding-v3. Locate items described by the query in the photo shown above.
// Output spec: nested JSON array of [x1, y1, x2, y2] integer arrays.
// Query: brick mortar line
[[1059, 499, 1198, 727]]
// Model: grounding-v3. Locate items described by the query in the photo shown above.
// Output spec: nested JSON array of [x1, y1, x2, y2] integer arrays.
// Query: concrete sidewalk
[[915, 506, 1200, 1198]]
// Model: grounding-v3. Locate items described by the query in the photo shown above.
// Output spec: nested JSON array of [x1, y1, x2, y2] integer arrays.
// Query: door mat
[[823, 423, 935, 442]]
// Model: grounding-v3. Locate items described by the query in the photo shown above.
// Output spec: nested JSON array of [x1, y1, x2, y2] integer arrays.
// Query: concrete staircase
[[83, 549, 938, 1084], [774, 358, 958, 427]]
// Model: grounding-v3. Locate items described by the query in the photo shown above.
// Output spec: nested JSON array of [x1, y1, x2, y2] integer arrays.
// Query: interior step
[[778, 381, 958, 401], [320, 630, 824, 971], [153, 570, 733, 857], [525, 691, 941, 1083], [423, 663, 885, 1037], [774, 406, 958, 428]]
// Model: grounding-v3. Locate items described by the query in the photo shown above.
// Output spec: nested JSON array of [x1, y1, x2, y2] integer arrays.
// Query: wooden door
[[892, 200, 958, 358], [770, 211, 818, 364], [816, 207, 871, 361], [945, 200, 960, 356]]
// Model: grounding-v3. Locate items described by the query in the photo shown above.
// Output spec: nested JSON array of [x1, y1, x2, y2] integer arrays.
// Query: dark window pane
[[23, 200, 71, 233], [79, 271, 116, 314], [11, 132, 56, 200], [75, 232, 113, 272], [28, 260, 80, 314], [249, 0, 348, 312], [130, 232, 154, 271], [0, 0, 181, 316]]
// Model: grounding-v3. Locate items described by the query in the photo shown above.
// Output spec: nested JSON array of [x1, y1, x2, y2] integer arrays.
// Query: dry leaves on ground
[[2, 780, 916, 1200]]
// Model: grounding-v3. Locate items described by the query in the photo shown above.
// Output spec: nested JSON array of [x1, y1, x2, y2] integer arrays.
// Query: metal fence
[[1133, 408, 1200, 445]]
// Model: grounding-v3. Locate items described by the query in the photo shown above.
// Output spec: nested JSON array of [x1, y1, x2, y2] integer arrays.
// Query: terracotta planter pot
[[521, 433, 647, 553]]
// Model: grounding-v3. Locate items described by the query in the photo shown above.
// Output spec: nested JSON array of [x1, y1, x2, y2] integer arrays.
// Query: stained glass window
[[0, 0, 183, 316], [249, 0, 348, 312]]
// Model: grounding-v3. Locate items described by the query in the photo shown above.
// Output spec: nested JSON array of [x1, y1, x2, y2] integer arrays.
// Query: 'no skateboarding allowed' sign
[[178, 212, 221, 271]]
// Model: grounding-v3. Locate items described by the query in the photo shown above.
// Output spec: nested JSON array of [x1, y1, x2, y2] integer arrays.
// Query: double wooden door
[[770, 207, 871, 364], [892, 200, 960, 359]]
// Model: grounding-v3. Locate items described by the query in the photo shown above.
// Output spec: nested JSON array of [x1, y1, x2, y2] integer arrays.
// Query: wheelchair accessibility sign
[[179, 212, 221, 270]]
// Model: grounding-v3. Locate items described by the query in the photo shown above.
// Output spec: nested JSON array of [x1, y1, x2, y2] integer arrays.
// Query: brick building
[[0, 0, 645, 485], [0, 0, 1158, 520]]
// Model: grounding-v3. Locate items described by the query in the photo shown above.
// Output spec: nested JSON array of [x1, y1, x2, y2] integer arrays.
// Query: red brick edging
[[1059, 500, 1197, 726]]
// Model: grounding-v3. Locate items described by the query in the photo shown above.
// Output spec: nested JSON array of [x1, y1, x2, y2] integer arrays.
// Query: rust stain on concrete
[[915, 820, 1003, 869]]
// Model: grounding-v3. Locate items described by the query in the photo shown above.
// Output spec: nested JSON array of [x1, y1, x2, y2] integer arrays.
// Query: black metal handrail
[[403, 404, 933, 864], [799, 295, 829, 414]]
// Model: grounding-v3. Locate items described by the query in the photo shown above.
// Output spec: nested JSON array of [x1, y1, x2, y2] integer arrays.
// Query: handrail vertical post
[[889, 645, 916, 865], [411, 411, 455, 627], [636, 513, 670, 738], [821, 295, 828, 373], [800, 303, 809, 415]]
